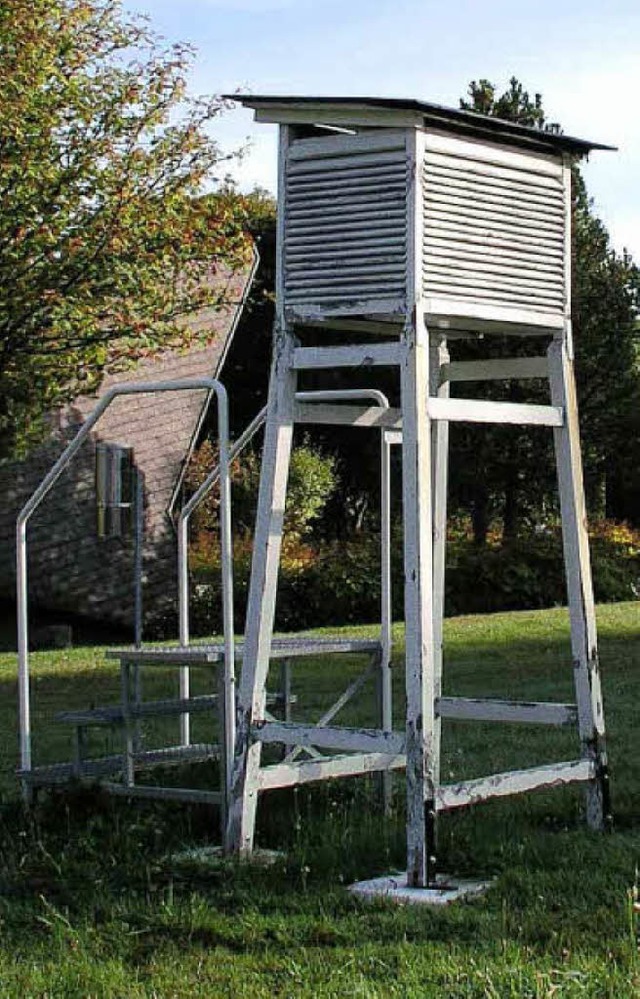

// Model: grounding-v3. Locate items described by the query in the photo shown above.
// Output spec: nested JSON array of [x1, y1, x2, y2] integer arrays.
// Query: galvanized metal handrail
[[16, 379, 233, 781]]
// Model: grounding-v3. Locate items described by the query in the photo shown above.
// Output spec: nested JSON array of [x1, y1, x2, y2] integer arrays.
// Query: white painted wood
[[424, 190, 562, 225], [425, 174, 564, 209], [436, 697, 578, 726], [287, 299, 407, 320], [403, 126, 436, 889], [288, 150, 407, 174], [424, 254, 563, 287], [253, 722, 406, 755], [225, 323, 297, 856], [287, 263, 407, 283], [424, 236, 563, 266], [293, 343, 402, 369], [257, 752, 407, 791], [427, 397, 563, 427], [425, 277, 564, 307], [423, 203, 564, 236], [284, 130, 409, 316], [548, 337, 608, 829], [226, 124, 297, 857], [424, 220, 563, 253], [289, 129, 407, 159], [288, 182, 407, 205], [288, 205, 406, 224], [430, 338, 450, 790], [437, 759, 594, 811], [423, 296, 565, 332], [253, 105, 424, 128], [424, 131, 564, 178], [294, 403, 402, 429], [288, 216, 403, 236], [286, 236, 406, 256], [422, 160, 564, 199], [442, 357, 548, 383], [562, 158, 573, 342]]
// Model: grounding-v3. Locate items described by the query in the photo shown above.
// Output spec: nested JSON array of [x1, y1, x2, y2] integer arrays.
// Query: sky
[[123, 0, 640, 260]]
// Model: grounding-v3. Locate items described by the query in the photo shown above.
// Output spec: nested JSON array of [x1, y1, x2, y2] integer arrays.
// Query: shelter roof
[[226, 94, 615, 157]]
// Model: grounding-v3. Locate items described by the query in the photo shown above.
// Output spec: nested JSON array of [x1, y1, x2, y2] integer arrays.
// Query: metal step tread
[[106, 636, 381, 666], [100, 782, 222, 805], [19, 742, 220, 784], [55, 690, 298, 728], [56, 695, 220, 726]]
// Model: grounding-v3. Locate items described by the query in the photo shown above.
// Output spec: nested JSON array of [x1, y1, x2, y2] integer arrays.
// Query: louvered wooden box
[[283, 128, 568, 335], [230, 97, 610, 337]]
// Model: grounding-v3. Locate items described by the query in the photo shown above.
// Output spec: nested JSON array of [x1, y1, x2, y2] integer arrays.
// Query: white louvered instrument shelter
[[229, 95, 611, 336], [281, 128, 569, 334]]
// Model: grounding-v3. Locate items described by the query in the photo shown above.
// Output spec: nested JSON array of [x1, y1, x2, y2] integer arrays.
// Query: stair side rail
[[16, 379, 232, 782]]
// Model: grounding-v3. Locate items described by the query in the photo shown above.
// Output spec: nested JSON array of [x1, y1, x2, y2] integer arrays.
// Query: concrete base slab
[[348, 872, 493, 906]]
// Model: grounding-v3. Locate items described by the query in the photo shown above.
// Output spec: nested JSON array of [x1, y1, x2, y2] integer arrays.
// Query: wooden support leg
[[225, 324, 297, 855], [430, 336, 450, 789], [548, 337, 609, 830], [401, 316, 437, 887]]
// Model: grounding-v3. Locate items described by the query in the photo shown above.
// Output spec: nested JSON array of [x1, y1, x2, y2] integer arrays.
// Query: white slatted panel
[[422, 133, 567, 324], [284, 131, 408, 314]]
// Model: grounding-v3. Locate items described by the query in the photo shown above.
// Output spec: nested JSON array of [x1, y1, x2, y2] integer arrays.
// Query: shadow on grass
[[0, 605, 636, 987]]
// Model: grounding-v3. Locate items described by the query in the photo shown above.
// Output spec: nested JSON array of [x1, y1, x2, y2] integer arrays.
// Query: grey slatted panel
[[423, 145, 566, 318], [284, 134, 408, 310]]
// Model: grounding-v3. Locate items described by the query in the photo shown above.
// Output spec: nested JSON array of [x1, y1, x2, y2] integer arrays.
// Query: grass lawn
[[0, 601, 637, 996]]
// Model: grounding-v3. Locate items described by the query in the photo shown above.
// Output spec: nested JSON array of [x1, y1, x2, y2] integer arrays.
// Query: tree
[[0, 0, 251, 460], [452, 78, 640, 539], [461, 77, 560, 132]]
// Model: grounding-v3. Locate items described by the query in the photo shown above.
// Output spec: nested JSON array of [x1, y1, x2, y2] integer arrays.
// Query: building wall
[[0, 265, 253, 635]]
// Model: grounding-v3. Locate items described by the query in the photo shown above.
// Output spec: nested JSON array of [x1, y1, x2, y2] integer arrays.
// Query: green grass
[[0, 602, 638, 996]]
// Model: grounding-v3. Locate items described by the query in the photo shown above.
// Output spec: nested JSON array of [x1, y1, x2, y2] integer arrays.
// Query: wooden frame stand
[[225, 101, 610, 892]]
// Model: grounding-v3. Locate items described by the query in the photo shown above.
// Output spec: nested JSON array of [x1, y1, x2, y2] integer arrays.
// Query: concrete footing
[[348, 872, 493, 906]]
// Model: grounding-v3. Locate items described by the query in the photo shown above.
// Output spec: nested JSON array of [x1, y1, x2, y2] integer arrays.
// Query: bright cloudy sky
[[123, 0, 640, 260]]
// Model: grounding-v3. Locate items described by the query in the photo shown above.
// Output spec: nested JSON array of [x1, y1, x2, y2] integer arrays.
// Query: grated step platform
[[19, 742, 220, 785], [106, 636, 382, 666]]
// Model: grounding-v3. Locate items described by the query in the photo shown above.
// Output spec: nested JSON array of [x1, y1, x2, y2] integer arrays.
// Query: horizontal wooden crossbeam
[[252, 721, 405, 755], [436, 697, 577, 726], [295, 403, 401, 428], [436, 758, 594, 812], [292, 343, 402, 370], [295, 399, 563, 429], [257, 752, 406, 791], [427, 397, 563, 426], [442, 356, 549, 384]]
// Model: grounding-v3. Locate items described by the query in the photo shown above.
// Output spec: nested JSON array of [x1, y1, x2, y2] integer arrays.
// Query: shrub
[[187, 516, 640, 635]]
